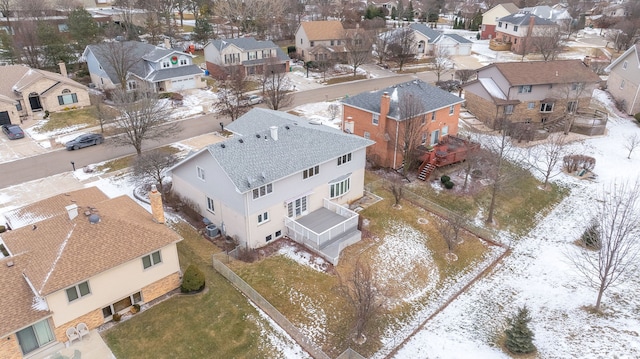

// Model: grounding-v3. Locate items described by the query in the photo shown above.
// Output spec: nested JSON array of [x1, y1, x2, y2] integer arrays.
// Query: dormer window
[[513, 25, 518, 32], [498, 21, 502, 28], [180, 59, 187, 65]]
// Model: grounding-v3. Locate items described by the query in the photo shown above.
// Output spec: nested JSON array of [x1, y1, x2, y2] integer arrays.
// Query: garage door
[[171, 77, 195, 91], [0, 111, 10, 126]]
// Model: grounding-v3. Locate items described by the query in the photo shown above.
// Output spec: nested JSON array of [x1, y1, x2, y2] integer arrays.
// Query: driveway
[[0, 125, 49, 164]]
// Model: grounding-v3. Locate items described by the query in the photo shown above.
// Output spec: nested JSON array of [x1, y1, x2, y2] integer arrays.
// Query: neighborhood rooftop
[[487, 60, 603, 86]]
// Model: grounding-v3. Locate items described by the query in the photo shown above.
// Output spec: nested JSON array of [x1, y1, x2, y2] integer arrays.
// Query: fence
[[212, 253, 331, 359]]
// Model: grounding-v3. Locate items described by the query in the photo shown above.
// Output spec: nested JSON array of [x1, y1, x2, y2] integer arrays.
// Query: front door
[[28, 93, 42, 111], [0, 111, 10, 126]]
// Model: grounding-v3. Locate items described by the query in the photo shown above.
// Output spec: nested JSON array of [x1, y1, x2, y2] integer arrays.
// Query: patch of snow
[[39, 223, 76, 292], [277, 244, 329, 272], [247, 301, 312, 358], [31, 296, 49, 311]]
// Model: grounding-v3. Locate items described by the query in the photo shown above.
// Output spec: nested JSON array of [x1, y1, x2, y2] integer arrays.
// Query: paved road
[[0, 73, 435, 188]]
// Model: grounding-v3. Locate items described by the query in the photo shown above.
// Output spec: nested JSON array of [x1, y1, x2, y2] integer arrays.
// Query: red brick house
[[341, 80, 464, 170]]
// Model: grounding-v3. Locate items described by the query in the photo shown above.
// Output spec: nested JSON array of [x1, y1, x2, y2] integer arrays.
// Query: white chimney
[[164, 38, 171, 49], [58, 62, 67, 78], [270, 126, 278, 141], [66, 204, 78, 220], [344, 116, 355, 134]]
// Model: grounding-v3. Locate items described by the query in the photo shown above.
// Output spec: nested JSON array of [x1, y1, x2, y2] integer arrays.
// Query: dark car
[[1, 124, 25, 140], [65, 133, 104, 150]]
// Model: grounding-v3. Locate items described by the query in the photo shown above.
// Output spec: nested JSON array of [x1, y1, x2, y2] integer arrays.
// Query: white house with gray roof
[[168, 108, 374, 264], [407, 24, 473, 57], [83, 41, 205, 91], [203, 37, 290, 78]]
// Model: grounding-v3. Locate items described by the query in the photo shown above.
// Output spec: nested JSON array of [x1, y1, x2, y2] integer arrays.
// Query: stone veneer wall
[[141, 272, 181, 303], [52, 308, 103, 343]]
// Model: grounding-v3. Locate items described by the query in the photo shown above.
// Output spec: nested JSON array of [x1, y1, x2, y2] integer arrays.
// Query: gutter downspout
[[393, 120, 399, 169]]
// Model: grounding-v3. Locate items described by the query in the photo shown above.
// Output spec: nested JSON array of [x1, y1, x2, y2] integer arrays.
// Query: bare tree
[[373, 28, 393, 65], [436, 213, 468, 254], [388, 26, 416, 71], [397, 94, 426, 177], [262, 59, 294, 111], [571, 181, 640, 311], [215, 66, 251, 120], [607, 19, 640, 52], [345, 28, 374, 77], [527, 133, 572, 189], [110, 87, 178, 155], [337, 259, 385, 344], [530, 27, 563, 61], [554, 81, 590, 135], [624, 134, 640, 159], [328, 103, 339, 120], [455, 69, 476, 96], [389, 177, 404, 207], [90, 94, 115, 133], [430, 45, 452, 82], [132, 148, 179, 193], [94, 41, 143, 90]]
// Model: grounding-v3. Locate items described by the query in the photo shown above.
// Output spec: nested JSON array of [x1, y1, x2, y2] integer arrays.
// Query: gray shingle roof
[[145, 65, 203, 81], [212, 108, 373, 193], [499, 12, 557, 26], [409, 23, 443, 42], [210, 37, 281, 52], [341, 80, 464, 121], [444, 34, 473, 44]]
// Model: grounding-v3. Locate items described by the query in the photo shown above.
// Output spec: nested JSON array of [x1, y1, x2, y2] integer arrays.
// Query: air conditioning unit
[[205, 224, 219, 238]]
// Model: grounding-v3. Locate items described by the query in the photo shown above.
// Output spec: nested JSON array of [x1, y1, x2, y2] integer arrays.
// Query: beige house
[[0, 187, 182, 358], [480, 2, 520, 40], [0, 64, 90, 126], [295, 21, 348, 63], [605, 44, 640, 116]]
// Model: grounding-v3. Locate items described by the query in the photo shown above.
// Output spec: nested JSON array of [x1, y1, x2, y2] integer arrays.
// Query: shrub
[[44, 110, 50, 119], [112, 313, 122, 322], [563, 154, 596, 172], [444, 181, 455, 189], [181, 264, 205, 293], [0, 225, 5, 233], [158, 92, 173, 99], [441, 175, 451, 183], [504, 306, 536, 354], [634, 113, 640, 123], [581, 220, 600, 249]]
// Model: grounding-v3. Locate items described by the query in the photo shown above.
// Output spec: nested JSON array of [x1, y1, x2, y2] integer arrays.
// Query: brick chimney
[[149, 185, 165, 224], [58, 62, 67, 78], [526, 14, 535, 38], [380, 92, 391, 122]]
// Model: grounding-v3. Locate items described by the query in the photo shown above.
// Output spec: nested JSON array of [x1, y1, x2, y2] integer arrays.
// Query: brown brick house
[[342, 80, 464, 170], [462, 60, 602, 131], [0, 187, 182, 358]]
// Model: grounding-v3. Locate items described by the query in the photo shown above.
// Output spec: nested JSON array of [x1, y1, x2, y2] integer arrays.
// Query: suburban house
[[168, 108, 373, 265], [368, 0, 398, 12], [341, 80, 465, 170], [492, 12, 559, 55], [480, 2, 520, 40], [403, 23, 473, 58], [605, 44, 640, 116], [83, 41, 205, 92], [295, 20, 348, 63], [0, 12, 111, 44], [203, 37, 290, 78], [0, 187, 182, 358], [462, 60, 602, 131], [0, 64, 91, 126]]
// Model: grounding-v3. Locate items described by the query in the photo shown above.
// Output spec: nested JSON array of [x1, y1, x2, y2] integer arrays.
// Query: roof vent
[[89, 214, 100, 224], [66, 204, 79, 221], [256, 134, 261, 138], [6, 261, 14, 267], [221, 144, 226, 148], [285, 125, 290, 130], [239, 139, 244, 143]]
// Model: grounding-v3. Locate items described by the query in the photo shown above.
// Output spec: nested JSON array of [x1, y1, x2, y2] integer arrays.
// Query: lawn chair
[[66, 327, 80, 346], [76, 322, 90, 340]]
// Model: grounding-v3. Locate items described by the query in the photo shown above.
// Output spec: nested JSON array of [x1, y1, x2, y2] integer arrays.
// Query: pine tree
[[391, 6, 397, 20], [407, 1, 414, 22], [504, 306, 537, 354]]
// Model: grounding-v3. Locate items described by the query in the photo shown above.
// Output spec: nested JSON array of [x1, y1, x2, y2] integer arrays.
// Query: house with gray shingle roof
[[168, 108, 373, 264], [405, 24, 473, 57], [0, 187, 182, 358], [342, 80, 464, 170], [83, 41, 205, 91], [203, 37, 290, 78], [493, 11, 559, 55]]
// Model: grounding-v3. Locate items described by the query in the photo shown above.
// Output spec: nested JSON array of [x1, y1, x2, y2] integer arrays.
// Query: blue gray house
[[83, 41, 205, 91], [168, 108, 373, 264]]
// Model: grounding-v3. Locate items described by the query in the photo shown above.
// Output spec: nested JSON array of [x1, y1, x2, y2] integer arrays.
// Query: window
[[300, 38, 303, 44], [513, 25, 518, 32], [336, 40, 341, 45], [58, 93, 78, 105], [567, 101, 578, 113], [571, 83, 583, 91], [421, 132, 427, 145], [505, 24, 508, 30], [16, 102, 22, 111], [623, 61, 628, 70], [442, 125, 449, 136], [258, 211, 269, 224], [66, 281, 91, 302], [620, 80, 625, 89], [518, 85, 532, 93], [330, 40, 334, 45], [303, 165, 319, 179], [363, 131, 370, 139], [197, 166, 205, 181], [58, 24, 69, 32], [162, 61, 170, 68], [504, 104, 514, 115], [287, 196, 307, 218], [102, 292, 142, 319], [431, 112, 436, 121], [372, 113, 379, 125], [330, 177, 351, 198], [252, 183, 273, 199], [127, 80, 137, 90], [527, 102, 535, 109], [338, 153, 352, 166], [180, 59, 187, 65], [142, 251, 162, 269], [498, 21, 502, 28], [540, 102, 554, 112], [310, 41, 314, 47], [449, 105, 454, 115], [206, 196, 214, 213], [275, 230, 282, 238], [421, 115, 426, 125], [16, 319, 55, 355], [514, 38, 517, 44], [266, 234, 273, 242]]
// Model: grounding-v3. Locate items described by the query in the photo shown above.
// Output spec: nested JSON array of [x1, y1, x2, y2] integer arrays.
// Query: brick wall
[[52, 308, 103, 343], [0, 333, 24, 359], [141, 272, 181, 303]]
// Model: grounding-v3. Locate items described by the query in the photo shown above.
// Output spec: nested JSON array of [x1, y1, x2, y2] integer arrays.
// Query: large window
[[66, 281, 91, 302], [57, 89, 78, 105], [567, 101, 578, 113], [252, 183, 273, 199], [338, 153, 352, 166], [330, 176, 351, 198], [504, 105, 514, 115], [303, 165, 319, 179], [540, 102, 554, 112], [16, 319, 55, 355], [102, 292, 142, 319], [142, 251, 162, 269], [287, 196, 307, 218]]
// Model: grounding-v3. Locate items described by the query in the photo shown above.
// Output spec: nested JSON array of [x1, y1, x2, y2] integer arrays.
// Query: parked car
[[1, 124, 25, 140], [65, 133, 104, 150], [243, 94, 264, 106]]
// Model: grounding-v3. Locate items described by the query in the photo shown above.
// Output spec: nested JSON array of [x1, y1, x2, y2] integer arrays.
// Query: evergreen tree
[[391, 6, 397, 20], [68, 8, 101, 54], [0, 31, 19, 64], [192, 18, 214, 43], [407, 1, 414, 22], [504, 306, 537, 354]]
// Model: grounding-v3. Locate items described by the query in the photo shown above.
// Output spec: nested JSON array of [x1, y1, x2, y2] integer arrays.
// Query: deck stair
[[418, 158, 437, 181]]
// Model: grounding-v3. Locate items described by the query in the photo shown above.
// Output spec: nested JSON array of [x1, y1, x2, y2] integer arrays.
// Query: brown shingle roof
[[300, 21, 345, 41], [0, 65, 87, 100], [492, 60, 602, 86], [2, 189, 182, 297]]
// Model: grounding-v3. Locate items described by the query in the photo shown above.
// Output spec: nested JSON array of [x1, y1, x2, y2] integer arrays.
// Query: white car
[[246, 94, 263, 105]]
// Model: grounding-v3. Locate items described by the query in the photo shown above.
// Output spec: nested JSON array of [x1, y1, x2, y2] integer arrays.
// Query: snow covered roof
[[478, 78, 507, 100]]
